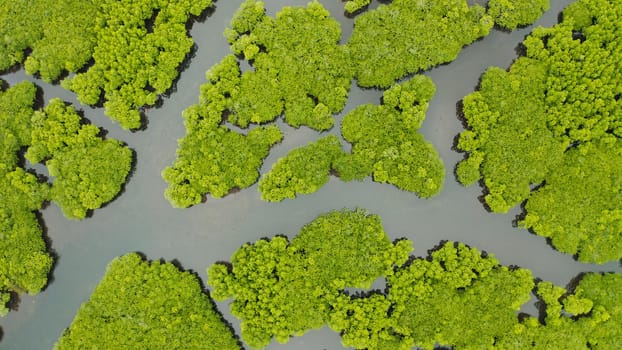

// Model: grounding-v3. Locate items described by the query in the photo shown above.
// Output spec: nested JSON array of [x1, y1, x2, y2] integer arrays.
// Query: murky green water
[[1, 0, 620, 349]]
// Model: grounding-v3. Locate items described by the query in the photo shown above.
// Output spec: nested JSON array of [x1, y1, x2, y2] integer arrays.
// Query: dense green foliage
[[330, 241, 534, 349], [337, 76, 444, 197], [334, 267, 622, 349], [224, 0, 353, 130], [342, 0, 371, 14], [64, 0, 212, 129], [0, 0, 212, 130], [0, 82, 36, 169], [164, 1, 356, 207], [210, 209, 622, 349], [456, 0, 622, 263], [0, 168, 52, 317], [0, 1, 96, 77], [347, 0, 493, 87], [495, 273, 622, 349], [522, 138, 622, 263], [259, 135, 343, 201], [0, 82, 52, 316], [168, 71, 445, 206], [164, 0, 551, 207], [488, 0, 550, 29], [257, 76, 445, 202], [2, 0, 547, 131], [23, 1, 98, 82], [455, 60, 566, 211], [0, 80, 131, 318], [208, 209, 412, 348], [55, 253, 240, 349], [0, 1, 50, 72], [162, 55, 283, 208], [26, 99, 133, 219]]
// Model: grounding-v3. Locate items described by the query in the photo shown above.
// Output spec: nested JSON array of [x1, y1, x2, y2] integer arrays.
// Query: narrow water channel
[[1, 0, 619, 349]]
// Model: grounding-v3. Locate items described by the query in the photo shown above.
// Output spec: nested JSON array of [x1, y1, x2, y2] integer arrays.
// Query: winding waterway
[[1, 0, 620, 348]]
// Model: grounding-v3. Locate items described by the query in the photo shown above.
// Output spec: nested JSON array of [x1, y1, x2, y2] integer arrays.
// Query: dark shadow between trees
[[36, 210, 58, 293]]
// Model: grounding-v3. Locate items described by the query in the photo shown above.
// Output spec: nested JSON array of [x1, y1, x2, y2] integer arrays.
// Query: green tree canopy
[[259, 135, 344, 201], [0, 168, 52, 317], [163, 0, 551, 208], [521, 137, 622, 263], [337, 76, 445, 198], [456, 0, 622, 263], [334, 260, 621, 350], [0, 0, 213, 130], [63, 0, 213, 129], [0, 81, 52, 316], [342, 0, 371, 14], [163, 0, 357, 208], [225, 0, 354, 131], [496, 273, 622, 349], [209, 209, 622, 349], [0, 80, 131, 318], [330, 241, 534, 349], [0, 81, 37, 170], [55, 253, 240, 350], [0, 1, 97, 78], [455, 59, 567, 212], [347, 0, 493, 88], [256, 75, 444, 203], [21, 0, 98, 82], [207, 209, 412, 348], [0, 1, 49, 72], [162, 56, 283, 208], [27, 99, 133, 219], [488, 0, 550, 29]]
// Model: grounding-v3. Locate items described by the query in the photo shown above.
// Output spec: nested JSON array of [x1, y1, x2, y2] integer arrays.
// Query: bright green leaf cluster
[[27, 99, 133, 219], [343, 0, 371, 14], [181, 74, 444, 205], [163, 0, 357, 208], [166, 0, 549, 208], [55, 253, 240, 350], [488, 0, 550, 29], [0, 1, 51, 72], [0, 0, 213, 130], [456, 0, 622, 262], [521, 138, 622, 263], [348, 0, 493, 87], [496, 273, 622, 349], [259, 135, 344, 201], [0, 82, 36, 169], [0, 168, 52, 317], [331, 241, 534, 349], [64, 0, 213, 129], [1, 80, 131, 316], [209, 209, 622, 349], [329, 292, 401, 350], [22, 0, 98, 82], [455, 59, 567, 212], [529, 0, 622, 145], [0, 1, 97, 78], [257, 77, 444, 202], [332, 241, 622, 350], [0, 81, 52, 316], [207, 209, 412, 348], [337, 76, 444, 198], [162, 56, 283, 208], [224, 0, 354, 130]]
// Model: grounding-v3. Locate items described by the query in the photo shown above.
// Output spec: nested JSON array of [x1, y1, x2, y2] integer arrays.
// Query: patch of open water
[[1, 0, 620, 349]]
